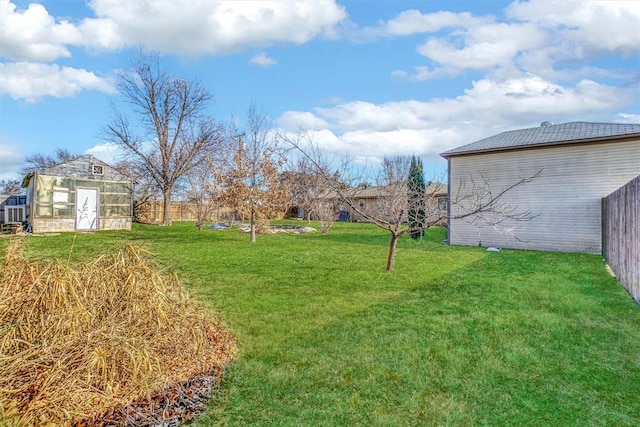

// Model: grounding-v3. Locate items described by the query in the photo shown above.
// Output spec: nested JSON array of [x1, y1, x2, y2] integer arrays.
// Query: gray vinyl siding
[[448, 138, 640, 254]]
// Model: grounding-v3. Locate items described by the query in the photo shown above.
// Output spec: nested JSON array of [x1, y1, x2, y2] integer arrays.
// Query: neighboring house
[[22, 155, 134, 233], [0, 194, 27, 224], [349, 185, 389, 219], [346, 183, 447, 224], [283, 168, 448, 223], [440, 121, 640, 254]]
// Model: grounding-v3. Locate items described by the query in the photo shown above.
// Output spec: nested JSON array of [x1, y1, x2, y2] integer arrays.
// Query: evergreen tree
[[408, 156, 426, 239]]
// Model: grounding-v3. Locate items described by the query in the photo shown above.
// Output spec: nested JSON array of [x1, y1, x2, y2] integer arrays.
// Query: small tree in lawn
[[218, 104, 290, 242], [408, 155, 426, 239], [282, 128, 418, 270], [284, 156, 340, 234], [184, 159, 220, 231], [285, 158, 324, 223], [314, 200, 337, 234], [282, 129, 541, 271]]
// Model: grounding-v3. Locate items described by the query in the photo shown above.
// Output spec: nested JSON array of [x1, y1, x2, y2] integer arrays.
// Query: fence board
[[602, 176, 639, 303], [134, 200, 233, 224]]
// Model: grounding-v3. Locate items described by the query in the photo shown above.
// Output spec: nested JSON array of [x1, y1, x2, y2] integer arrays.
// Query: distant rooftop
[[440, 121, 640, 157]]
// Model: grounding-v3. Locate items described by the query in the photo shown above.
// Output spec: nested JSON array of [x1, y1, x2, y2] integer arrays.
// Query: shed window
[[6, 206, 25, 223], [92, 164, 104, 175], [358, 199, 365, 208]]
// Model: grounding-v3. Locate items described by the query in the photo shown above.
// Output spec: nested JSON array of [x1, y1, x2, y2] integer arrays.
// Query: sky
[[1, 0, 639, 182]]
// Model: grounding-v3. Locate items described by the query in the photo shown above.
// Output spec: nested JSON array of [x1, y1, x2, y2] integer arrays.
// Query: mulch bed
[[76, 368, 224, 426]]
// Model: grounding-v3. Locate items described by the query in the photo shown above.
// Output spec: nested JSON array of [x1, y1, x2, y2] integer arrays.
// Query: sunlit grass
[[5, 221, 640, 425]]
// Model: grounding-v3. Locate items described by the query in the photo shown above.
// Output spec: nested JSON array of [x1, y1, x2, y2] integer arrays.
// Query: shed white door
[[76, 188, 98, 230]]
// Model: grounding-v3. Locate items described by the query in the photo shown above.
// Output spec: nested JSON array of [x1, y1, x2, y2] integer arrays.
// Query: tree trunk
[[250, 209, 257, 243], [162, 187, 172, 226], [386, 232, 400, 271]]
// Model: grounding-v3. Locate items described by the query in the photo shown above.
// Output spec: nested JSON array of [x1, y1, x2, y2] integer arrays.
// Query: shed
[[440, 121, 640, 254], [22, 155, 134, 233]]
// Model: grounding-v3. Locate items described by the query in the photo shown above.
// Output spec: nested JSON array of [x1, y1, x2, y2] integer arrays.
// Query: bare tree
[[281, 131, 419, 270], [21, 149, 82, 175], [217, 104, 290, 242], [104, 52, 224, 226], [285, 158, 321, 223], [450, 169, 542, 240], [349, 155, 416, 271], [283, 132, 356, 234], [0, 179, 22, 195], [183, 159, 220, 231], [283, 156, 343, 234], [314, 200, 337, 234], [282, 129, 538, 271]]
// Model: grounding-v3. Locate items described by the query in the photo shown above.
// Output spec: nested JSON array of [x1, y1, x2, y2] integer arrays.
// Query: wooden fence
[[602, 175, 639, 304], [134, 200, 233, 224]]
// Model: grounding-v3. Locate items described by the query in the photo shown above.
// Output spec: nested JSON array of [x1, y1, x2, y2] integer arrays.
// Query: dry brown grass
[[0, 239, 236, 426]]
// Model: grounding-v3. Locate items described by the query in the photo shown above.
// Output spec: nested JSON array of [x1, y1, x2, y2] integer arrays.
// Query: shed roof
[[22, 155, 133, 187], [440, 121, 640, 158]]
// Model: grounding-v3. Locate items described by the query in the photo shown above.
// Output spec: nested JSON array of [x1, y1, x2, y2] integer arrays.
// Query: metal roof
[[440, 121, 640, 157]]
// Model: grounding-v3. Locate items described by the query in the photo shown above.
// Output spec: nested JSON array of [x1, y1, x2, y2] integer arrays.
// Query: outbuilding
[[22, 155, 134, 233], [440, 121, 640, 254]]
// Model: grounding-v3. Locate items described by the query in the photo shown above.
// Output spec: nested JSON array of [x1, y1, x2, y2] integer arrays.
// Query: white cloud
[[279, 74, 634, 163], [0, 0, 83, 61], [417, 22, 546, 75], [279, 111, 330, 131], [0, 144, 23, 180], [393, 65, 464, 82], [507, 0, 640, 56], [315, 100, 431, 132], [1, 0, 348, 59], [375, 9, 549, 80], [376, 1, 640, 82], [78, 16, 124, 52], [359, 9, 486, 39], [85, 142, 124, 165], [0, 62, 115, 102], [382, 10, 478, 36], [615, 113, 640, 124], [249, 52, 277, 68], [81, 0, 348, 54]]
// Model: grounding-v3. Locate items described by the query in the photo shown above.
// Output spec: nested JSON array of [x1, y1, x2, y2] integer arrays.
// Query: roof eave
[[440, 132, 640, 158]]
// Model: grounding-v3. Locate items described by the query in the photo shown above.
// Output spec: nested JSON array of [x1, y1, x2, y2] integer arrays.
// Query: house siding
[[448, 138, 640, 254]]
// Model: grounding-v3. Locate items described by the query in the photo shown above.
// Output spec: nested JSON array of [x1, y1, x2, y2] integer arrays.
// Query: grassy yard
[[3, 222, 640, 425]]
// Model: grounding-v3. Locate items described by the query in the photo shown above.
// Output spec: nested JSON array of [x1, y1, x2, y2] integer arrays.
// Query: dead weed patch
[[0, 239, 236, 426]]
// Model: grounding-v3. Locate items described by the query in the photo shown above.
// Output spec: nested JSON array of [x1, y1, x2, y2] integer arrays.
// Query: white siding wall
[[449, 138, 640, 254]]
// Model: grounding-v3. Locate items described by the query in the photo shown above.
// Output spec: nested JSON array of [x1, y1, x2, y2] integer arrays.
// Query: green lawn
[[4, 222, 640, 425]]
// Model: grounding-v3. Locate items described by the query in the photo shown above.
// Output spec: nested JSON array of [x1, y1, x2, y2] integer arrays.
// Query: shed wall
[[28, 174, 132, 233], [448, 138, 640, 254], [30, 217, 132, 233]]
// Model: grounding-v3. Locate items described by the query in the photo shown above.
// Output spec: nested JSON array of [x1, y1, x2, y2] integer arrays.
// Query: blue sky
[[1, 0, 639, 181]]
